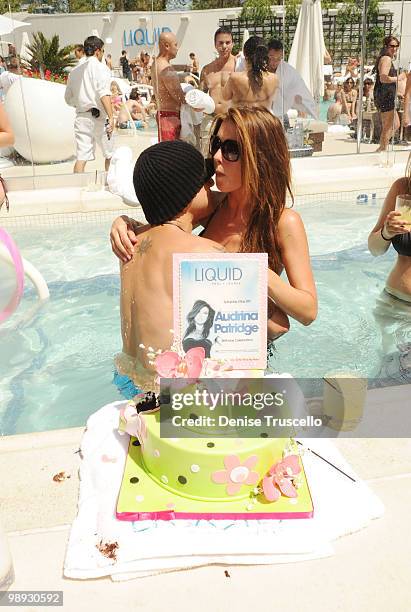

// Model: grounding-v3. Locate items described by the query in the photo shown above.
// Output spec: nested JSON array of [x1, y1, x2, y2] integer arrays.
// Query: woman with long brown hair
[[110, 106, 317, 339], [373, 35, 406, 152], [340, 77, 358, 124]]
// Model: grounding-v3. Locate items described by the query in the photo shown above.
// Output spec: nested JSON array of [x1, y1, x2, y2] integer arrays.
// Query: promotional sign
[[173, 253, 267, 369]]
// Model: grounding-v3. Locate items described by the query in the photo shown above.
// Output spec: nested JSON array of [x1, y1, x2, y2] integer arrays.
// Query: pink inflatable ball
[[4, 77, 76, 164], [0, 228, 24, 324]]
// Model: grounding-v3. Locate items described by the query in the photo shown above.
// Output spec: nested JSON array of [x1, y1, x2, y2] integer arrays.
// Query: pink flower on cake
[[155, 347, 205, 379], [262, 455, 302, 502], [211, 455, 259, 496], [118, 402, 147, 447]]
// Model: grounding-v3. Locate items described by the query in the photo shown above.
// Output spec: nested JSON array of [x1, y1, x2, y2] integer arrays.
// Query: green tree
[[240, 0, 272, 25], [192, 0, 238, 9], [67, 0, 93, 11], [112, 0, 166, 10], [0, 0, 21, 12], [21, 32, 76, 76]]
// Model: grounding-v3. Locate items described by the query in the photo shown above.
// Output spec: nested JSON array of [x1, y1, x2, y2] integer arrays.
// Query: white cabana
[[19, 31, 31, 63], [242, 28, 250, 49], [0, 14, 30, 37], [288, 0, 326, 103]]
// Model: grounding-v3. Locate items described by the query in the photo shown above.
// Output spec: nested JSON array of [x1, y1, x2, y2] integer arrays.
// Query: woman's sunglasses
[[209, 135, 241, 162]]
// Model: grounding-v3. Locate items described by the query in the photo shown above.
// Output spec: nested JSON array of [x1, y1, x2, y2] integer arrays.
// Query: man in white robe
[[267, 39, 317, 119]]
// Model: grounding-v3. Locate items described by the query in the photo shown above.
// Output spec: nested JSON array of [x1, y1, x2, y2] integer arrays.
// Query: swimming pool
[[0, 198, 400, 435]]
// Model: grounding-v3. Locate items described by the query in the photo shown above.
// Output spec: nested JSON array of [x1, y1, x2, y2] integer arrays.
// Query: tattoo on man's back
[[136, 236, 152, 255]]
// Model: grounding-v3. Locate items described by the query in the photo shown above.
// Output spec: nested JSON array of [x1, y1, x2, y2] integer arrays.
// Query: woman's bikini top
[[182, 337, 212, 358], [392, 232, 411, 257], [198, 195, 227, 238]]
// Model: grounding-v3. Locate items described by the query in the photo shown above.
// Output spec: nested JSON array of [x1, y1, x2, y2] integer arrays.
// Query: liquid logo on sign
[[123, 26, 172, 47]]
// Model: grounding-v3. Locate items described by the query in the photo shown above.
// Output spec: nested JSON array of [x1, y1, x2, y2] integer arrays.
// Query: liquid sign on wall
[[123, 27, 172, 48]]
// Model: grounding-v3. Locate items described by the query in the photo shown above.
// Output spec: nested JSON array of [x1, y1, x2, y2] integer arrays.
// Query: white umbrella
[[242, 28, 250, 49], [0, 15, 30, 37], [288, 0, 325, 103], [19, 31, 31, 62]]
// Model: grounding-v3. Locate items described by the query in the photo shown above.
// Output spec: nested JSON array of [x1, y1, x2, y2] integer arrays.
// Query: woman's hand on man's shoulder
[[110, 215, 140, 262]]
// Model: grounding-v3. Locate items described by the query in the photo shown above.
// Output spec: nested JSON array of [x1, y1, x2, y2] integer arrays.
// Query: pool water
[[0, 199, 400, 435], [319, 99, 332, 123]]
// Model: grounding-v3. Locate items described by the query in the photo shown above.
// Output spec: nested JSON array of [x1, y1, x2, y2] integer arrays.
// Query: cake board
[[116, 437, 314, 521]]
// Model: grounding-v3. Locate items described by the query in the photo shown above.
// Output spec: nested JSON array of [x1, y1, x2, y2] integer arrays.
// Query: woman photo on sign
[[182, 300, 216, 358]]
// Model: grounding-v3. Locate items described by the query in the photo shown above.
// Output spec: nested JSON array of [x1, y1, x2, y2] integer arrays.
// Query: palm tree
[[21, 32, 76, 78]]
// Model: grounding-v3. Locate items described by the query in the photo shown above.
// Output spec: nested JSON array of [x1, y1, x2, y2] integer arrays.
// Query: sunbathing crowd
[[324, 36, 411, 151]]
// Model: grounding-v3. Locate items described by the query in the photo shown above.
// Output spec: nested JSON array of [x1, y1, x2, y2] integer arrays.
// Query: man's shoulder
[[191, 236, 225, 253], [68, 59, 88, 78], [201, 59, 219, 76]]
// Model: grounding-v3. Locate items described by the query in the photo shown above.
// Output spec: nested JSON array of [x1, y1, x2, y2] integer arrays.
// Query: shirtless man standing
[[151, 31, 185, 141], [116, 140, 223, 386], [200, 26, 236, 116]]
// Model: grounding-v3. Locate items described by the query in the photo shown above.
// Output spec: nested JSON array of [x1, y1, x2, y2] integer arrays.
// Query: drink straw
[[296, 440, 356, 483]]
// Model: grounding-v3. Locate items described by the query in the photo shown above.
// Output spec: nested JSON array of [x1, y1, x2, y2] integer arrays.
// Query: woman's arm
[[340, 90, 351, 118], [267, 298, 290, 340], [0, 103, 14, 148], [110, 189, 223, 260], [378, 57, 397, 84], [350, 89, 358, 118], [368, 177, 411, 256], [110, 215, 142, 262], [267, 209, 317, 326]]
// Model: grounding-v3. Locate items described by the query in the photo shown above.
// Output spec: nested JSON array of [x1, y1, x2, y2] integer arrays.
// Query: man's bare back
[[151, 32, 185, 113], [120, 225, 222, 370], [223, 71, 279, 110]]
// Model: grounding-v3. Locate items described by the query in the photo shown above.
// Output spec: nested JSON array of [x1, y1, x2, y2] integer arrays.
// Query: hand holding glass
[[395, 194, 411, 226]]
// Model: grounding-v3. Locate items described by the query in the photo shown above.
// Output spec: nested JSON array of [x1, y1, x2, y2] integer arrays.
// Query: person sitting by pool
[[182, 300, 216, 358], [344, 57, 359, 79], [368, 154, 411, 381], [117, 88, 148, 129], [110, 81, 123, 111], [111, 106, 317, 342], [146, 93, 157, 118], [327, 91, 342, 123], [222, 37, 278, 111], [0, 103, 14, 210], [340, 77, 358, 124]]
